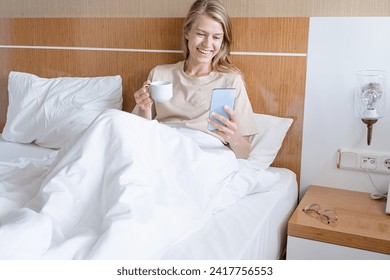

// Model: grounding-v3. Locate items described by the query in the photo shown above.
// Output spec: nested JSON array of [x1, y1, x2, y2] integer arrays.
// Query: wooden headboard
[[0, 18, 308, 182]]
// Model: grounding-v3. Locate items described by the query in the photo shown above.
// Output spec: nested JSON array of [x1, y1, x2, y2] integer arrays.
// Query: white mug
[[149, 81, 173, 102]]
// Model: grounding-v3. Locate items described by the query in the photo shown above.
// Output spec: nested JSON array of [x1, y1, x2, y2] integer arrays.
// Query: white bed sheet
[[0, 125, 297, 260], [162, 167, 297, 260], [0, 135, 58, 162]]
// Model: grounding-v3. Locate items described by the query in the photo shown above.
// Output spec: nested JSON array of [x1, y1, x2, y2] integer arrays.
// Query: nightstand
[[286, 185, 390, 259]]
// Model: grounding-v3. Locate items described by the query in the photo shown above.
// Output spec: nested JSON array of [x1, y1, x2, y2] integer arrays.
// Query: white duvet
[[0, 109, 278, 259]]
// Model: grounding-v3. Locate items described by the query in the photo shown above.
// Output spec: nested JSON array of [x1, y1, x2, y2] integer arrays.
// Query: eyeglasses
[[303, 203, 338, 224]]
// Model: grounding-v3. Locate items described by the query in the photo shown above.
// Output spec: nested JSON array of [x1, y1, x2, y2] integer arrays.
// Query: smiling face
[[185, 14, 224, 70]]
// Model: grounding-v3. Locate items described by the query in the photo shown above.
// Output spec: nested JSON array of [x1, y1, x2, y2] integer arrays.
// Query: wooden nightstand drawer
[[287, 185, 390, 259]]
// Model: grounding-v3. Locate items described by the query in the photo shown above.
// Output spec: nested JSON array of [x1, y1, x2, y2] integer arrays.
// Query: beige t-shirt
[[135, 61, 259, 140]]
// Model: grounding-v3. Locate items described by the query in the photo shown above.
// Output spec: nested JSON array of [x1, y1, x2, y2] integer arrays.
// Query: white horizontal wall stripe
[[0, 45, 307, 57], [0, 45, 183, 54], [232, 51, 306, 57]]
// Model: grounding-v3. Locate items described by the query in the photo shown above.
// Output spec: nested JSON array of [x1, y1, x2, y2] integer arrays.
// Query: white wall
[[300, 17, 390, 198]]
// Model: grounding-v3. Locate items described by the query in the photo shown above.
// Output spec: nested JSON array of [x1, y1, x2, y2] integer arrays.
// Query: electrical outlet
[[337, 148, 390, 174], [382, 157, 390, 171]]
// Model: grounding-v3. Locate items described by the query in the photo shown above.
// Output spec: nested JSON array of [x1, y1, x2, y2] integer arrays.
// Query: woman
[[133, 0, 259, 159]]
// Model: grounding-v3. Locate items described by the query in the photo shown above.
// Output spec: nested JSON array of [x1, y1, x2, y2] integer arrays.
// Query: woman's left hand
[[207, 106, 251, 159]]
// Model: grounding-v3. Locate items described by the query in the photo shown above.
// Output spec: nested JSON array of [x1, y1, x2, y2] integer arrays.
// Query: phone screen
[[208, 88, 236, 131]]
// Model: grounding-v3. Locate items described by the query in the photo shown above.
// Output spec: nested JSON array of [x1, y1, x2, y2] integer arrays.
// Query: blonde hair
[[182, 0, 240, 73]]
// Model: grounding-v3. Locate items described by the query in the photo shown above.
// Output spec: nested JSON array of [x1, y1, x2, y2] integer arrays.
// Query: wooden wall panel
[[233, 18, 308, 53], [1, 0, 389, 18], [234, 55, 306, 175], [0, 18, 184, 50], [0, 18, 308, 53], [0, 17, 308, 182]]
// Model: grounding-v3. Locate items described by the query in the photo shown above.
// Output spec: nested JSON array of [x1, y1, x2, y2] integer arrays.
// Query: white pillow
[[2, 71, 123, 149], [248, 113, 293, 169]]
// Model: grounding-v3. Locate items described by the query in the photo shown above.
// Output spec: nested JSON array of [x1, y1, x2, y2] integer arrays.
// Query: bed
[[0, 114, 296, 259], [0, 17, 308, 260], [0, 72, 296, 259], [0, 136, 297, 260]]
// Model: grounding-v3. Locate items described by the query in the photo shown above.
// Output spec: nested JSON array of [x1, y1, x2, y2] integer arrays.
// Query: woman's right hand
[[134, 80, 153, 119]]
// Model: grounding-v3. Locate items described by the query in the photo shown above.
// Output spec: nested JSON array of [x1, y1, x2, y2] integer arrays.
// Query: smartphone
[[207, 88, 236, 131]]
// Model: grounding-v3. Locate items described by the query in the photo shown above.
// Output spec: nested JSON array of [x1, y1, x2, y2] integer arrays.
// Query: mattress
[[162, 167, 297, 260], [0, 133, 297, 259]]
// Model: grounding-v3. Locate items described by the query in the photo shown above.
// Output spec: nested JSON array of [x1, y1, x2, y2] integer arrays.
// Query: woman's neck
[[184, 60, 212, 77]]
